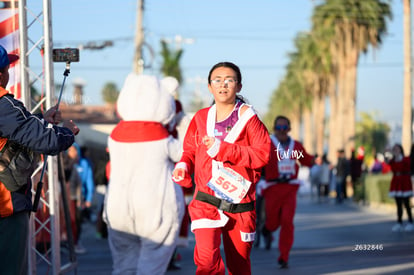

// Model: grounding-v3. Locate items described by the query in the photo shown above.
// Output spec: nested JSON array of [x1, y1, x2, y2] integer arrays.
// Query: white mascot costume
[[104, 74, 185, 275]]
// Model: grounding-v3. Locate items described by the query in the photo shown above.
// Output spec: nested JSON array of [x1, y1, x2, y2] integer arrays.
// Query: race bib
[[207, 167, 251, 203], [278, 159, 296, 176]]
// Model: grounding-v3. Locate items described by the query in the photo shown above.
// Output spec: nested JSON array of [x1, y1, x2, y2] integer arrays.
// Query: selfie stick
[[32, 62, 71, 212], [56, 62, 71, 111]]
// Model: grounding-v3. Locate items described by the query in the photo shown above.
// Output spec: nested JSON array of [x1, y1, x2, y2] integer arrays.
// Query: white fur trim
[[207, 138, 221, 158], [206, 105, 216, 137], [224, 104, 255, 143], [389, 190, 413, 197], [206, 104, 256, 141], [175, 162, 188, 171], [241, 231, 255, 242], [191, 210, 229, 231]]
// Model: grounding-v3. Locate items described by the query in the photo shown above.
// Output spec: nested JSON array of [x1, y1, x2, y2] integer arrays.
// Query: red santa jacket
[[176, 104, 270, 230]]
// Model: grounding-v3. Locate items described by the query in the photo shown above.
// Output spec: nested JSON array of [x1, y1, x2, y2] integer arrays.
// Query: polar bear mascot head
[[117, 73, 176, 124]]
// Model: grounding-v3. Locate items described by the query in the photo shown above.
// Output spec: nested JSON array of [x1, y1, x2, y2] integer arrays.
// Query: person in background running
[[260, 115, 314, 269]]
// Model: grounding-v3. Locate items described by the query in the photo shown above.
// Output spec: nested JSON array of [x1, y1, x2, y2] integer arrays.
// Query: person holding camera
[[0, 44, 79, 275]]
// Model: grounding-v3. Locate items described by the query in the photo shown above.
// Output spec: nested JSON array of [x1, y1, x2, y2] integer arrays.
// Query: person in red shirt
[[387, 144, 413, 232], [172, 62, 270, 275], [259, 115, 314, 269]]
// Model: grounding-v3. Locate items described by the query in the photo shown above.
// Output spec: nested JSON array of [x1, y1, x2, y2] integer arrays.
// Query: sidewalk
[[62, 195, 414, 275]]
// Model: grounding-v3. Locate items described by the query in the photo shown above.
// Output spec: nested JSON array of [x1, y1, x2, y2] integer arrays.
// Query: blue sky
[[28, 0, 405, 126]]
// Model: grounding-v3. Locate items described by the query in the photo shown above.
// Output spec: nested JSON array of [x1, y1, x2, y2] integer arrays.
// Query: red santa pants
[[263, 183, 299, 262], [193, 213, 253, 275]]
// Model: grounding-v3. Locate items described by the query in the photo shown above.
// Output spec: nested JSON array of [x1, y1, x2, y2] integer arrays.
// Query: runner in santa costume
[[172, 62, 270, 275], [260, 115, 314, 269], [104, 74, 185, 275]]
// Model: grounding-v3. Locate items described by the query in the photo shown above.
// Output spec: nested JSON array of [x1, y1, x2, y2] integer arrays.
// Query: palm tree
[[312, 0, 392, 157], [101, 82, 119, 118], [102, 82, 119, 105], [290, 33, 317, 152], [160, 39, 183, 84], [265, 55, 309, 141], [265, 32, 331, 151], [291, 32, 333, 155]]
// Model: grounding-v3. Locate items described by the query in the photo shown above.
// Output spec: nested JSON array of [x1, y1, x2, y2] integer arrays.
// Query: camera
[[52, 48, 80, 63]]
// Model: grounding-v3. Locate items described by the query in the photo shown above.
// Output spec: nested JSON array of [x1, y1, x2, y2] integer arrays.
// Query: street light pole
[[402, 0, 412, 154], [133, 0, 144, 74]]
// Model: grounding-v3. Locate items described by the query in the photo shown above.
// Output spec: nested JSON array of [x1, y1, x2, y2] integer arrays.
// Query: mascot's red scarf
[[110, 121, 169, 142]]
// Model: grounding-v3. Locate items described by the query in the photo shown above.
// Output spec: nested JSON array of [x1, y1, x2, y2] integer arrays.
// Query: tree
[[354, 112, 390, 162], [266, 0, 392, 161], [265, 31, 331, 153], [312, 0, 392, 157], [101, 82, 119, 105], [264, 59, 308, 140], [290, 32, 332, 154], [160, 39, 183, 83]]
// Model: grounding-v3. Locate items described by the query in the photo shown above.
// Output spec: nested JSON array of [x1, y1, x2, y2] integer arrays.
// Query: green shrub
[[362, 173, 393, 205]]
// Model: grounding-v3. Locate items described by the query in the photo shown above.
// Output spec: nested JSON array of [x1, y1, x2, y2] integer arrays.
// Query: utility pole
[[402, 0, 412, 154], [133, 0, 144, 74]]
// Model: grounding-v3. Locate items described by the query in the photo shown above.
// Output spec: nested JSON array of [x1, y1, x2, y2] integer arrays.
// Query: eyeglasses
[[210, 79, 237, 87], [275, 125, 289, 131]]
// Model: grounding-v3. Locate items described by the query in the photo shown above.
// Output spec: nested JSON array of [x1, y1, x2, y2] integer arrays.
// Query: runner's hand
[[172, 168, 186, 182], [202, 136, 215, 149]]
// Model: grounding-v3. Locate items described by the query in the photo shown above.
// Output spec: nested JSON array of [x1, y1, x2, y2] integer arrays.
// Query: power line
[[53, 33, 402, 47], [34, 61, 404, 72]]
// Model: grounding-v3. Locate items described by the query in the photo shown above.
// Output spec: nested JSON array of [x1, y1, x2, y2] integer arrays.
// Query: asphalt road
[[39, 194, 414, 275]]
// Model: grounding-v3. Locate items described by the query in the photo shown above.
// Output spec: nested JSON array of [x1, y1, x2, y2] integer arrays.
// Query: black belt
[[195, 191, 255, 213]]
